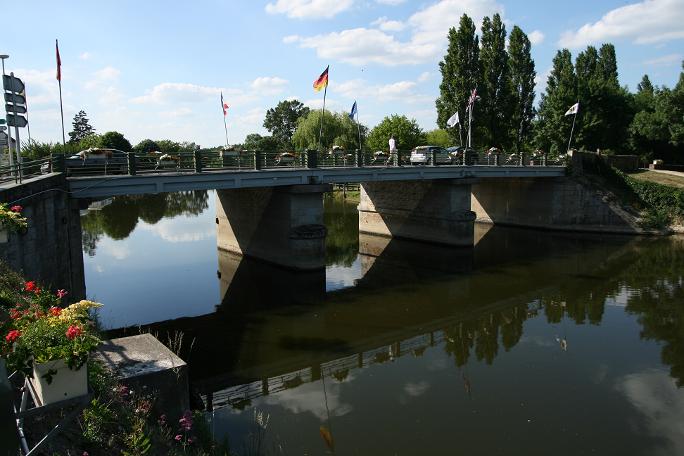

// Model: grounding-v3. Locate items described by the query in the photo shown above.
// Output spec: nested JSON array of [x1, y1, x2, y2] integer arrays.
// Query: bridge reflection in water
[[126, 223, 641, 413]]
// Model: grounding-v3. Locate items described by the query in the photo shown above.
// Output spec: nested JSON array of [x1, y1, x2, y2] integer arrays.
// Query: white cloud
[[644, 53, 683, 66], [528, 30, 544, 46], [376, 0, 406, 4], [403, 381, 430, 397], [286, 0, 504, 66], [265, 0, 354, 19], [282, 34, 300, 44], [131, 82, 250, 105], [14, 68, 60, 106], [371, 16, 406, 32], [334, 78, 428, 103], [418, 71, 430, 82], [250, 76, 289, 95], [85, 66, 121, 90], [260, 378, 353, 421], [140, 218, 214, 243], [559, 0, 684, 49], [79, 52, 92, 61]]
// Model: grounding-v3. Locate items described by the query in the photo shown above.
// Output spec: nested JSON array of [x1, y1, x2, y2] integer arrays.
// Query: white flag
[[446, 111, 460, 127], [565, 102, 579, 116]]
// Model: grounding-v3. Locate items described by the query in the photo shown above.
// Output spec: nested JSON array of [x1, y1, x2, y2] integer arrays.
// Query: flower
[[5, 330, 21, 342], [174, 434, 182, 442], [187, 437, 195, 444], [49, 307, 62, 317], [56, 289, 68, 299], [24, 281, 36, 292], [158, 414, 167, 425], [10, 205, 22, 212], [179, 410, 193, 431], [66, 325, 83, 340], [9, 309, 21, 320]]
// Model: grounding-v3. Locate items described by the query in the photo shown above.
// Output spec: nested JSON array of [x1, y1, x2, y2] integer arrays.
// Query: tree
[[426, 129, 452, 147], [291, 110, 366, 151], [479, 13, 514, 149], [263, 100, 310, 148], [133, 139, 160, 153], [507, 26, 536, 153], [156, 140, 181, 154], [366, 115, 425, 152], [534, 49, 577, 154], [99, 131, 132, 151], [68, 110, 96, 143], [436, 14, 480, 145]]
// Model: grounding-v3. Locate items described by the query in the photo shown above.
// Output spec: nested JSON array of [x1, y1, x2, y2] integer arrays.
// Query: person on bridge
[[389, 135, 398, 166]]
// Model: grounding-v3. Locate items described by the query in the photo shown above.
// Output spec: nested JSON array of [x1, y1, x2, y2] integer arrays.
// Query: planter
[[0, 228, 7, 243], [30, 359, 88, 405]]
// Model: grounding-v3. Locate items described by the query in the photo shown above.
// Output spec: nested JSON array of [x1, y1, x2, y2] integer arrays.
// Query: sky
[[3, 0, 684, 148]]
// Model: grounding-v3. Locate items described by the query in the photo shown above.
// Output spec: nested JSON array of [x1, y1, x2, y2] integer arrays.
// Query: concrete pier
[[216, 184, 332, 270], [358, 179, 476, 246]]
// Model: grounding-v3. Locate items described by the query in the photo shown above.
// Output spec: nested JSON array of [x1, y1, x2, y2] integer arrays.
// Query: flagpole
[[458, 118, 463, 147], [467, 105, 472, 148], [317, 83, 327, 152], [355, 106, 362, 152], [566, 101, 579, 154], [24, 88, 31, 143], [56, 40, 65, 145]]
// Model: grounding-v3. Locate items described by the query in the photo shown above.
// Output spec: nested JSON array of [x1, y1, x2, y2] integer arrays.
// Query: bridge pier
[[358, 179, 476, 246], [216, 184, 332, 270]]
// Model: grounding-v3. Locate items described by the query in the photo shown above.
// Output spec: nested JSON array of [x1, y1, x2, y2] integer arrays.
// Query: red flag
[[221, 92, 229, 116], [55, 39, 62, 81]]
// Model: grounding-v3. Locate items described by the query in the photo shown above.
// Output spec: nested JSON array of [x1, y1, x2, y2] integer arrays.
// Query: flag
[[313, 65, 329, 92], [55, 39, 62, 81], [221, 92, 229, 116], [446, 111, 460, 127], [349, 101, 357, 120], [467, 88, 478, 107], [565, 102, 579, 116]]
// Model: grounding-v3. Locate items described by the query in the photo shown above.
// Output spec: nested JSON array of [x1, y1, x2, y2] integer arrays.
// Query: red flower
[[9, 309, 21, 320], [66, 325, 83, 340], [5, 330, 21, 343], [23, 281, 36, 292], [10, 205, 22, 212], [56, 289, 68, 299], [49, 306, 62, 317], [33, 287, 42, 295]]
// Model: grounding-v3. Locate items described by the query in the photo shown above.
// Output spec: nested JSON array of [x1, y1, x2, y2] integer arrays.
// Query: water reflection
[[84, 192, 684, 455]]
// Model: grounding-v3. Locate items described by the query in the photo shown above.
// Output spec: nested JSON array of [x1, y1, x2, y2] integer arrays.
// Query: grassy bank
[[628, 170, 684, 189]]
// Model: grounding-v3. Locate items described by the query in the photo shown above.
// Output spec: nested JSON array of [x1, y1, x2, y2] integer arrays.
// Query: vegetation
[[100, 131, 133, 151], [292, 109, 367, 151], [263, 99, 310, 149], [366, 114, 424, 152], [628, 170, 684, 189], [68, 110, 96, 143], [425, 128, 451, 147], [0, 203, 27, 233], [507, 26, 536, 153], [134, 139, 161, 153]]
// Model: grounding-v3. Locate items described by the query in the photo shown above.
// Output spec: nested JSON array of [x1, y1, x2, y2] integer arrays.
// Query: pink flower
[[66, 325, 83, 340], [174, 434, 182, 442], [83, 452, 89, 456], [5, 330, 21, 343], [188, 437, 195, 444], [56, 289, 68, 299], [10, 205, 22, 212]]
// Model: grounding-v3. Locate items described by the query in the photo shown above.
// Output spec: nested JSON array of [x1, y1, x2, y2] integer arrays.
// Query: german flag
[[313, 66, 329, 92]]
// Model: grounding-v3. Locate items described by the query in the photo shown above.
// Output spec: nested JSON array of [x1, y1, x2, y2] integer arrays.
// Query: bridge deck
[[67, 165, 565, 198]]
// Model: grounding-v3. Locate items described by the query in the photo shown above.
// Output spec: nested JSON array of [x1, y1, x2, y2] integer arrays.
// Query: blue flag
[[349, 101, 357, 120]]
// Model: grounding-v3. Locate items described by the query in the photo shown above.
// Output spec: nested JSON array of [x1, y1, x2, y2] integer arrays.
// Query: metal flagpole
[[355, 104, 362, 152], [317, 84, 327, 152], [57, 40, 66, 145], [566, 102, 579, 154], [458, 117, 463, 147], [223, 116, 229, 147], [467, 105, 472, 148], [24, 88, 31, 143]]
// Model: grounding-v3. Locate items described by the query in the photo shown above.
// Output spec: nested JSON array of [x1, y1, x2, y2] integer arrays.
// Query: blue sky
[[4, 0, 683, 147]]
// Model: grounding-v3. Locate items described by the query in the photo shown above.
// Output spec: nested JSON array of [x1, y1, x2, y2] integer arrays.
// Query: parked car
[[447, 146, 479, 165], [65, 148, 127, 175], [370, 151, 389, 165], [410, 145, 453, 165]]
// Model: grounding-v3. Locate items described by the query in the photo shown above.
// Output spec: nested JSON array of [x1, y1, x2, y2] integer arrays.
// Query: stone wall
[[0, 174, 85, 296]]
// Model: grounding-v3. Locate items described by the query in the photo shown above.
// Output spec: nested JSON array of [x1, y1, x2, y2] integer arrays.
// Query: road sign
[[7, 114, 27, 128], [2, 75, 24, 93], [0, 125, 5, 131], [5, 104, 26, 114], [4, 93, 25, 105], [0, 132, 7, 146], [0, 118, 5, 124]]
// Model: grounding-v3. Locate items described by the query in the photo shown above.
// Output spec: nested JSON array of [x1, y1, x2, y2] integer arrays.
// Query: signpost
[[2, 75, 24, 93], [3, 72, 27, 180]]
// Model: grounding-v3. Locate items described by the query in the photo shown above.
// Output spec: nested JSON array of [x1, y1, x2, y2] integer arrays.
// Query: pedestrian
[[389, 135, 398, 166]]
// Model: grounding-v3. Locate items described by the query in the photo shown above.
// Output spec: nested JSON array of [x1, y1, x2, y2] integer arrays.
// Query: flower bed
[[0, 203, 28, 239]]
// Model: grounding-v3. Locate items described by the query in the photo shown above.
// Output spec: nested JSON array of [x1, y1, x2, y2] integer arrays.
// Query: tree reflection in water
[[80, 190, 209, 256]]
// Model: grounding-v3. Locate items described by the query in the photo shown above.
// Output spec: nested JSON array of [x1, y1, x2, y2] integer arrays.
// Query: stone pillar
[[216, 184, 332, 270], [358, 179, 476, 246]]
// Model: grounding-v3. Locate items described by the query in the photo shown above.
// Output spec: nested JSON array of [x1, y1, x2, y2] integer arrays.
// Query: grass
[[627, 170, 684, 189]]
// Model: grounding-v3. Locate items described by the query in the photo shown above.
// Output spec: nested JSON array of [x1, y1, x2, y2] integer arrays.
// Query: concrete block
[[94, 334, 189, 419]]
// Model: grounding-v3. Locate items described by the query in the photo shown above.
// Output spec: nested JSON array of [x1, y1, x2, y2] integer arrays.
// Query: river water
[[81, 190, 684, 455]]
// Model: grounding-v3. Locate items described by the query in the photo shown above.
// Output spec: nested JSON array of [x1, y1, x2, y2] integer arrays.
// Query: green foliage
[[82, 398, 116, 445], [68, 110, 96, 143], [436, 14, 480, 144], [263, 99, 310, 148], [292, 110, 367, 151], [78, 133, 103, 150], [507, 26, 536, 153], [134, 139, 160, 153], [426, 129, 452, 147], [100, 131, 132, 151], [0, 203, 27, 232], [366, 114, 425, 152], [479, 13, 514, 149], [21, 140, 80, 160], [242, 133, 284, 152]]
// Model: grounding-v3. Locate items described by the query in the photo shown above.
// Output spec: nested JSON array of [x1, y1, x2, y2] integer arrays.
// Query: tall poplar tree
[[507, 26, 536, 153], [534, 49, 577, 154], [479, 13, 513, 149], [436, 14, 480, 145]]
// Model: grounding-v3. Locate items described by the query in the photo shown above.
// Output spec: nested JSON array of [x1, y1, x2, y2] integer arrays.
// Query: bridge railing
[[1, 149, 566, 182]]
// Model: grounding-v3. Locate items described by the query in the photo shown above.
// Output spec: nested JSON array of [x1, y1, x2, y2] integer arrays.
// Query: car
[[410, 145, 453, 165], [65, 148, 128, 175], [447, 146, 479, 165]]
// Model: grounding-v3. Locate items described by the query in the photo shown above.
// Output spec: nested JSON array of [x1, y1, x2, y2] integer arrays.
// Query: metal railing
[[0, 150, 567, 183]]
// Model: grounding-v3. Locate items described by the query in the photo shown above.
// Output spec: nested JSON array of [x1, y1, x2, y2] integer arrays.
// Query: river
[[80, 190, 684, 455]]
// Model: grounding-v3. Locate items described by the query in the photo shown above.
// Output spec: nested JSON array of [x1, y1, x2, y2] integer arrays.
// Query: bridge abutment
[[358, 179, 476, 246], [216, 184, 332, 270]]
